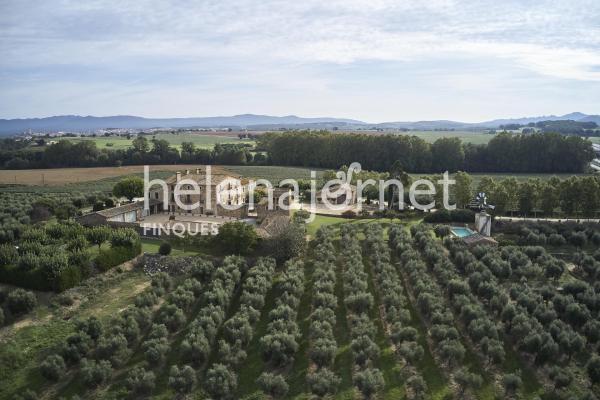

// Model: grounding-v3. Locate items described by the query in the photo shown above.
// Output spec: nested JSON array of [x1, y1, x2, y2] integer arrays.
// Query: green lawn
[[59, 133, 252, 151], [141, 238, 201, 256]]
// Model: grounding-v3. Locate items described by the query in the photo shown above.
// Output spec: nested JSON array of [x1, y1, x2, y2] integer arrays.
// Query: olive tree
[[80, 359, 112, 388], [353, 368, 384, 399], [306, 368, 340, 397], [40, 354, 66, 381], [257, 372, 289, 398], [7, 289, 37, 315], [125, 367, 156, 396], [205, 364, 237, 399], [168, 365, 196, 395]]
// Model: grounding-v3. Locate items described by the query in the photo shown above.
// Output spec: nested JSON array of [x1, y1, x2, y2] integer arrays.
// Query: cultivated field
[[0, 165, 230, 186]]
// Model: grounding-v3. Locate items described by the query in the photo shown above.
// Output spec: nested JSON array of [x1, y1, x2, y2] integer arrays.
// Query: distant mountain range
[[0, 112, 599, 136]]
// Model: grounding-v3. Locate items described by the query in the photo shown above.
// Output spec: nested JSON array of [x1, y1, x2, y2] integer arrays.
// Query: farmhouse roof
[[96, 202, 143, 218], [255, 215, 291, 238]]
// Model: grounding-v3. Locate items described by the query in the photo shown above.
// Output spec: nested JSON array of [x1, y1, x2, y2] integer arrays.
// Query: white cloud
[[0, 0, 599, 119]]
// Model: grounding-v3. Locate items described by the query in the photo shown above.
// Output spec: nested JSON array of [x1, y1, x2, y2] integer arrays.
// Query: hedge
[[423, 209, 475, 224], [95, 242, 141, 272]]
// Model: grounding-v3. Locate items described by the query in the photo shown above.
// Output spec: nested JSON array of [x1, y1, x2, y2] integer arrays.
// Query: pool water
[[451, 227, 475, 238]]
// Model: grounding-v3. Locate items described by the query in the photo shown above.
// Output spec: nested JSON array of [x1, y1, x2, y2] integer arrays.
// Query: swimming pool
[[451, 227, 475, 238]]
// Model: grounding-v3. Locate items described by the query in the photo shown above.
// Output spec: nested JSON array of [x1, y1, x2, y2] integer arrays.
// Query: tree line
[[2, 130, 595, 174], [0, 137, 263, 169], [260, 131, 594, 173]]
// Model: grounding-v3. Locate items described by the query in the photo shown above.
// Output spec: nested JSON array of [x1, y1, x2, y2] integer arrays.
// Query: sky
[[0, 0, 599, 122]]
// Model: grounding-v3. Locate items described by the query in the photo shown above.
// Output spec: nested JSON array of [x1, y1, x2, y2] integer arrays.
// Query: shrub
[[205, 364, 237, 399], [341, 210, 357, 219], [168, 365, 196, 394], [423, 209, 475, 223], [80, 359, 112, 388], [158, 242, 172, 256], [56, 292, 75, 306], [125, 367, 156, 396], [40, 354, 66, 381], [96, 242, 141, 271], [7, 288, 37, 315], [434, 225, 452, 238], [257, 372, 289, 398], [0, 308, 3, 325]]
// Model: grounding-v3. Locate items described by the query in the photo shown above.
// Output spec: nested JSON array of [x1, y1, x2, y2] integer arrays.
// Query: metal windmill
[[476, 192, 495, 211], [475, 192, 494, 236]]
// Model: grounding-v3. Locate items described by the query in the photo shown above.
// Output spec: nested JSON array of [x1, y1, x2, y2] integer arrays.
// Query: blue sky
[[0, 0, 599, 122]]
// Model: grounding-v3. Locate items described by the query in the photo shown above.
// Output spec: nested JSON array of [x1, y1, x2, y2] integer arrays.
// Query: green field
[[60, 133, 253, 150], [397, 130, 496, 144]]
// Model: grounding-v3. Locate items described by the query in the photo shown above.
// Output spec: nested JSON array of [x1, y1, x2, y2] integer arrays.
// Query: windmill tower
[[474, 192, 494, 236]]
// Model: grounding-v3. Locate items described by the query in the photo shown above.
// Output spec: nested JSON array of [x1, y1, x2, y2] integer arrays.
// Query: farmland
[[2, 220, 599, 399], [0, 164, 588, 188], [59, 133, 253, 151], [0, 165, 320, 187]]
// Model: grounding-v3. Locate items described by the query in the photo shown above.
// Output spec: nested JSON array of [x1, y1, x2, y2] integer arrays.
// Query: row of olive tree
[[339, 224, 385, 399], [364, 224, 428, 399], [171, 256, 245, 396], [204, 257, 275, 400], [391, 226, 481, 395], [305, 226, 342, 397], [257, 259, 305, 398]]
